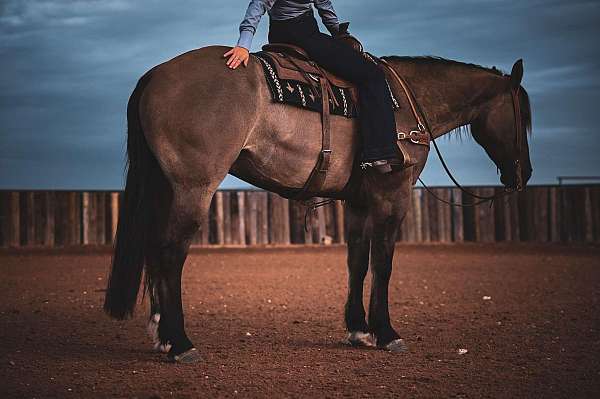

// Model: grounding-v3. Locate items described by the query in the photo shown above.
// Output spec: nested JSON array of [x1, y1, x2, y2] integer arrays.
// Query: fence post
[[451, 189, 463, 242], [237, 191, 246, 246], [9, 192, 20, 247], [45, 192, 55, 247], [215, 191, 224, 245]]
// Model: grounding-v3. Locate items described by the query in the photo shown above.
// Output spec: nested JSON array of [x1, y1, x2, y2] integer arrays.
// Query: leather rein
[[378, 56, 525, 207]]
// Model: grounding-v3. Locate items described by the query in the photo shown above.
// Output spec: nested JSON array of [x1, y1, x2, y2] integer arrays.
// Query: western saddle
[[259, 33, 430, 201]]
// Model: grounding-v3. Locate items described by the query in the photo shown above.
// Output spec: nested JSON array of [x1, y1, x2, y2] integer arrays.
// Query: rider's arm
[[313, 0, 340, 36], [225, 0, 276, 69], [237, 0, 277, 50]]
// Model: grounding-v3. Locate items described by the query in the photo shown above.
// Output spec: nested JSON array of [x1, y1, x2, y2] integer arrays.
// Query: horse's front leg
[[368, 204, 408, 353], [344, 201, 373, 347]]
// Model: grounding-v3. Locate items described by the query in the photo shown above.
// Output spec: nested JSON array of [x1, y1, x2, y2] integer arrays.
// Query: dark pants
[[268, 10, 398, 161]]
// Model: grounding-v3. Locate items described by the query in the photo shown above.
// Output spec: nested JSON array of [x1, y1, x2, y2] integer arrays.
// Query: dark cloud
[[1, 0, 599, 189]]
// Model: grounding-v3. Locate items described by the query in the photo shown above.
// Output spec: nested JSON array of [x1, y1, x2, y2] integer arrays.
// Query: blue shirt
[[237, 0, 340, 50]]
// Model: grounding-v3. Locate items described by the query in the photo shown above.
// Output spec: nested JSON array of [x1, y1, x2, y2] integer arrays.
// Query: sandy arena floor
[[1, 244, 599, 398]]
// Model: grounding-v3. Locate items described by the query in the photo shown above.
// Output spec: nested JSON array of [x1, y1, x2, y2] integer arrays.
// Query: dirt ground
[[1, 244, 599, 398]]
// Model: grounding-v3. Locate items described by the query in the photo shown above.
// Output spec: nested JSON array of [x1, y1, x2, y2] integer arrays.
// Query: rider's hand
[[223, 46, 249, 69]]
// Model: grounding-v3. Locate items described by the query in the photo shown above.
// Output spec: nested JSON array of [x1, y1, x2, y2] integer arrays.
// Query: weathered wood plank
[[304, 203, 313, 244], [591, 186, 600, 242], [409, 188, 424, 242], [257, 192, 269, 244], [324, 202, 335, 244], [421, 189, 431, 242], [247, 192, 258, 245], [476, 188, 495, 242], [82, 192, 91, 245], [427, 189, 439, 242], [0, 193, 7, 247], [534, 187, 549, 242], [517, 190, 528, 242], [584, 187, 594, 242], [289, 200, 305, 244], [96, 192, 106, 245], [281, 197, 291, 244], [23, 192, 34, 246], [437, 188, 451, 243], [222, 192, 232, 245], [316, 204, 327, 244], [214, 191, 224, 245], [10, 192, 21, 247], [45, 192, 55, 247], [548, 187, 560, 242], [450, 189, 463, 242], [236, 191, 246, 246], [499, 195, 511, 241], [462, 191, 476, 242], [34, 192, 46, 246]]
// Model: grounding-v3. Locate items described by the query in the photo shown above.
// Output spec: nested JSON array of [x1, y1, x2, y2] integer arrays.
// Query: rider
[[224, 0, 403, 174]]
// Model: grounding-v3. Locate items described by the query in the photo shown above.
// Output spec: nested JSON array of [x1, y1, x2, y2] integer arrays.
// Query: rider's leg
[[268, 12, 400, 169]]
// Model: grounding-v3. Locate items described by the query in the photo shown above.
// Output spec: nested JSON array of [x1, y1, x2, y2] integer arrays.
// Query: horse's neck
[[390, 59, 507, 139]]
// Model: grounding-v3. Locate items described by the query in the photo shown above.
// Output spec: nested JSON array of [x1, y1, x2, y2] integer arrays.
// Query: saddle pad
[[254, 52, 357, 118]]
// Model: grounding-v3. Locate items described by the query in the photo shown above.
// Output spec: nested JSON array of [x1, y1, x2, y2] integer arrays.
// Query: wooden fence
[[0, 185, 598, 248]]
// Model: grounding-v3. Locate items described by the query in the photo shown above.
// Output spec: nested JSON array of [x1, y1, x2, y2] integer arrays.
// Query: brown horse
[[104, 45, 532, 363]]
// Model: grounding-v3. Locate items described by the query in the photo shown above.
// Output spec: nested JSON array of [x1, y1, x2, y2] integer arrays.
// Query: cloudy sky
[[1, 0, 599, 190]]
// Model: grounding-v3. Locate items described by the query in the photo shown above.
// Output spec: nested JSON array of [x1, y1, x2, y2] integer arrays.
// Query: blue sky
[[1, 0, 599, 189]]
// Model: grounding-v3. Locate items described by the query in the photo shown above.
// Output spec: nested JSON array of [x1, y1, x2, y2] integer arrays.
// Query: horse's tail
[[104, 71, 157, 320]]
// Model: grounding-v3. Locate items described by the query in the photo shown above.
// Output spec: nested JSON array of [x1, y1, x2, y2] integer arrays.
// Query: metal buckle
[[409, 130, 421, 144], [396, 132, 407, 140]]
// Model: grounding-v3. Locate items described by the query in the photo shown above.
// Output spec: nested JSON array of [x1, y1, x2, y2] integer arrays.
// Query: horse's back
[[137, 46, 265, 188]]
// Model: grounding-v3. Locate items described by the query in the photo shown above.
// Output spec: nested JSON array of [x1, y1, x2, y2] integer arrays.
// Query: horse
[[103, 45, 532, 363]]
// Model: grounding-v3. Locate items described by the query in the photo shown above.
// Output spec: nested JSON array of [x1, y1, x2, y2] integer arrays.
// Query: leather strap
[[292, 77, 332, 200], [319, 77, 332, 173], [378, 57, 431, 146]]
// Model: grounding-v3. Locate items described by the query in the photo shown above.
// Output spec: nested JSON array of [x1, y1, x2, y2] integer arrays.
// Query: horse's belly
[[232, 103, 359, 195]]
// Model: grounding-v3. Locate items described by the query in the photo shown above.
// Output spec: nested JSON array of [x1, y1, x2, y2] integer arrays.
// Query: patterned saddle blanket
[[253, 50, 400, 118]]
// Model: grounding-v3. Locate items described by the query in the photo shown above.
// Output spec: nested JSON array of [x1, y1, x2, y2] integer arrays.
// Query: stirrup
[[360, 158, 403, 173]]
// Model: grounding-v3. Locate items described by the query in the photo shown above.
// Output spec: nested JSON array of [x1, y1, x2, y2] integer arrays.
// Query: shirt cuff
[[236, 30, 254, 50]]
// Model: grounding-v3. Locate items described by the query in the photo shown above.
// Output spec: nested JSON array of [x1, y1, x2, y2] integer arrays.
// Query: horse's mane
[[383, 55, 509, 77], [383, 56, 532, 138]]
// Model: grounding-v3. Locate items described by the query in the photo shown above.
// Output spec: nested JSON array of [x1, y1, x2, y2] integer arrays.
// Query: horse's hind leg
[[145, 184, 215, 363], [344, 200, 373, 347], [146, 283, 170, 353]]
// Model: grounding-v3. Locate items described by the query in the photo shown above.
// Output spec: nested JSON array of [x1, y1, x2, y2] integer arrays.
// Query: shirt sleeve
[[313, 0, 340, 35], [237, 0, 277, 50]]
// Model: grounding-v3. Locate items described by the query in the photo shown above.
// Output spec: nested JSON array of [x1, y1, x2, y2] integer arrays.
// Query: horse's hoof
[[167, 347, 200, 364], [383, 338, 408, 353], [344, 331, 375, 347]]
